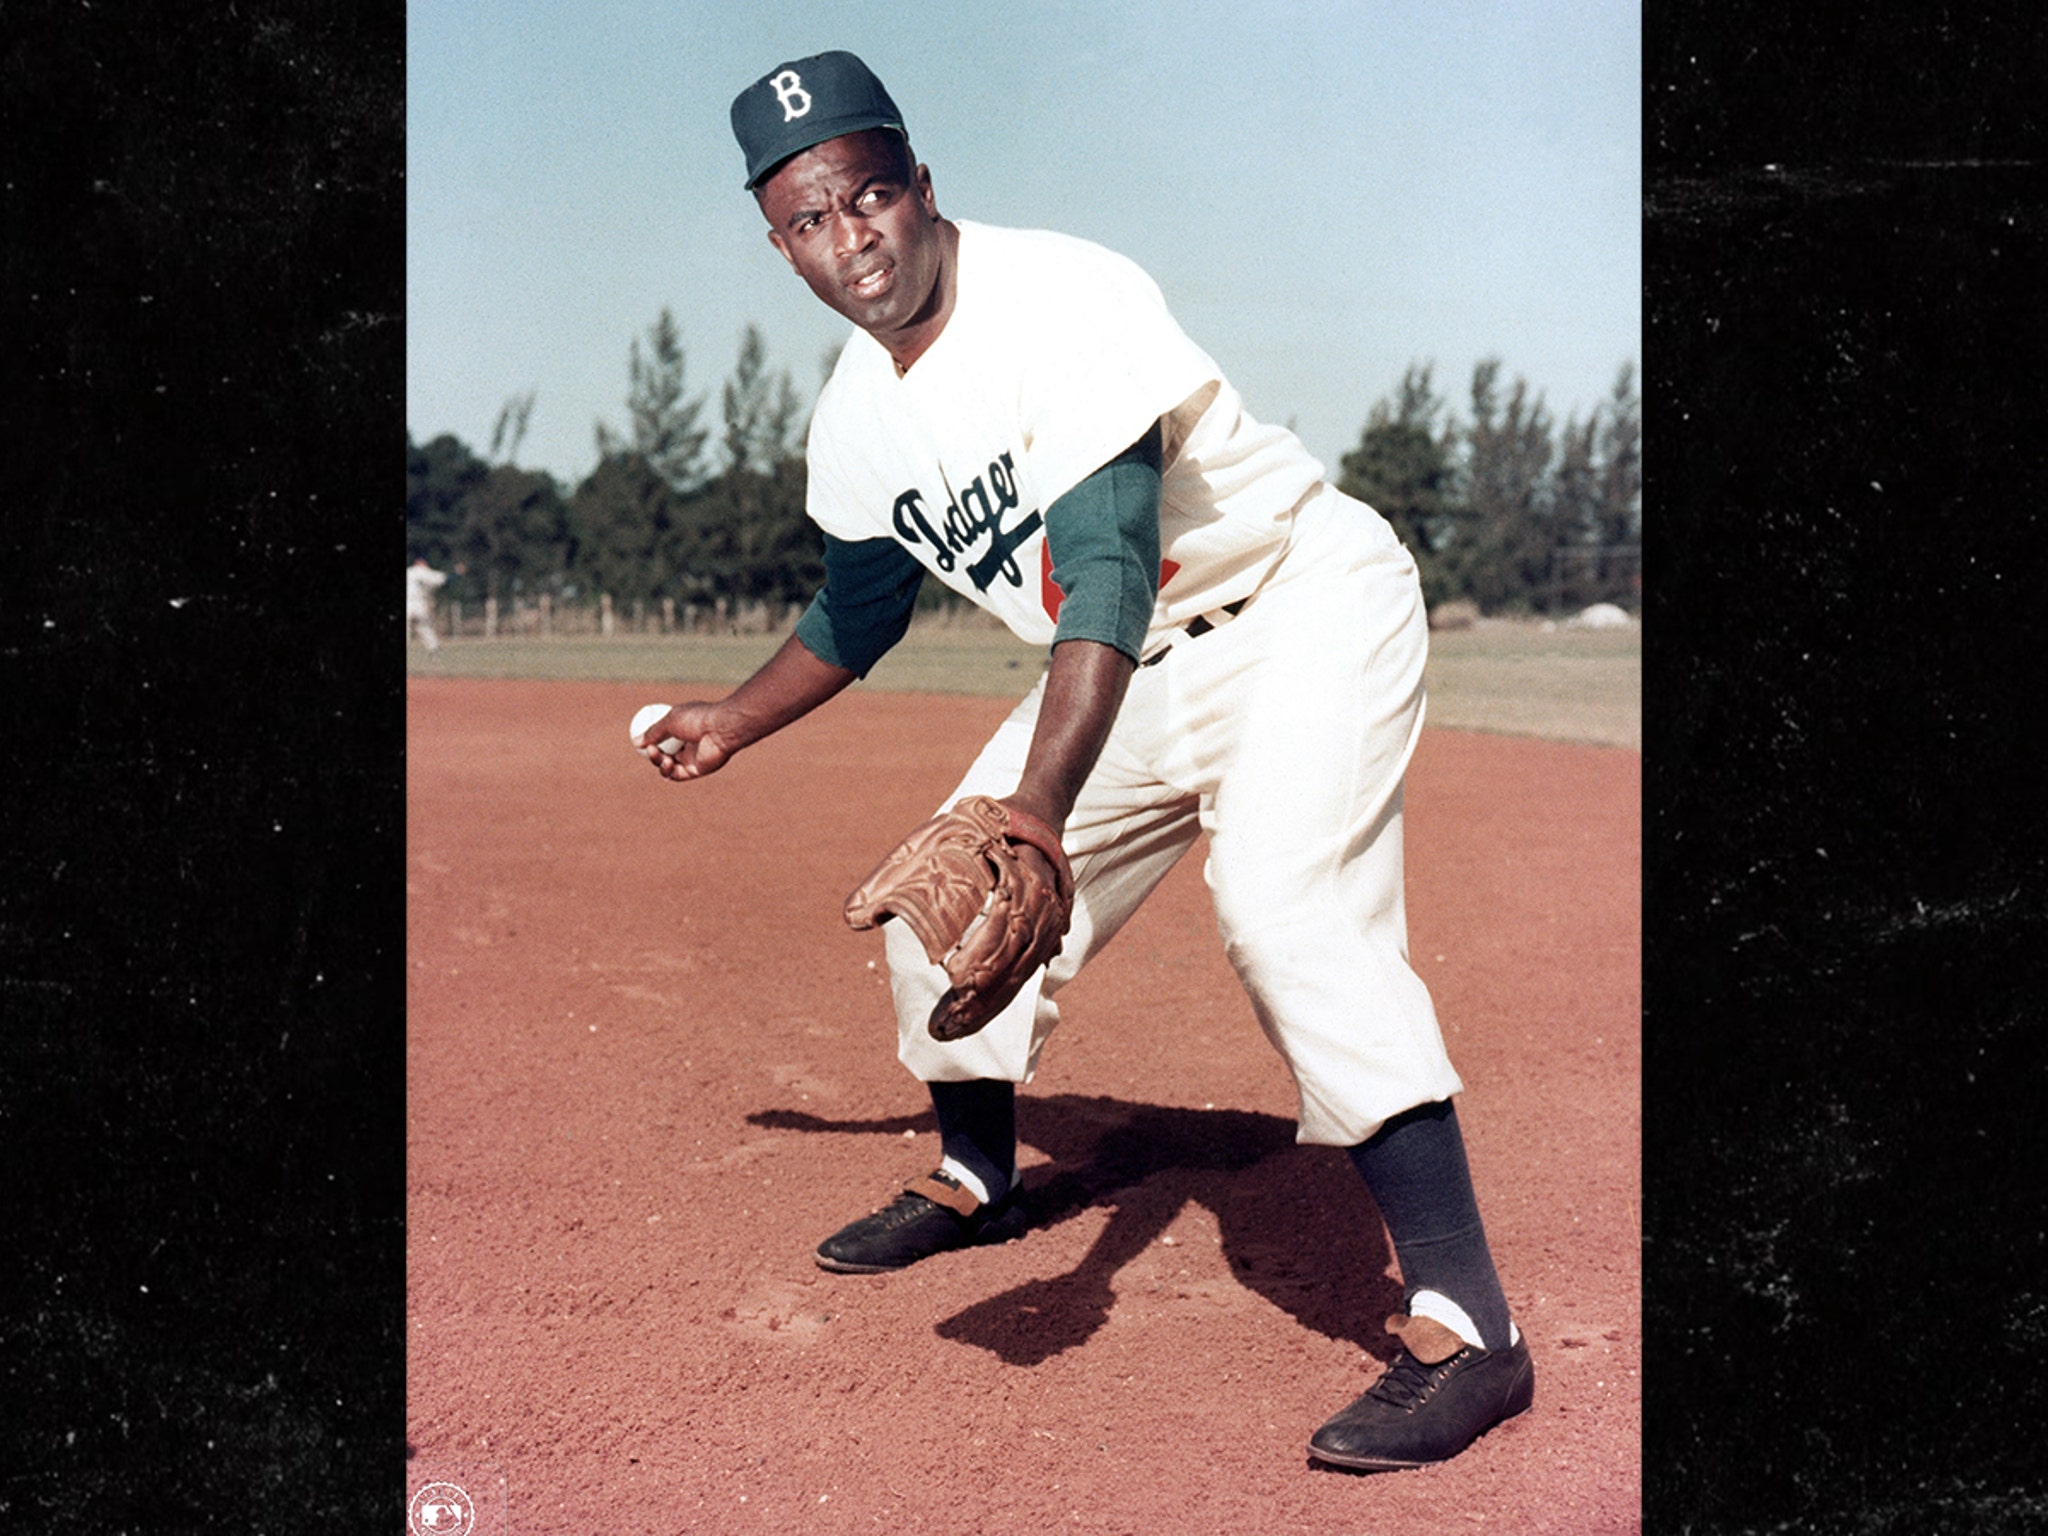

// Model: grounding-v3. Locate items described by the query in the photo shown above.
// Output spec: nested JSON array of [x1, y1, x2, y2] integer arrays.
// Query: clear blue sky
[[408, 0, 1639, 488]]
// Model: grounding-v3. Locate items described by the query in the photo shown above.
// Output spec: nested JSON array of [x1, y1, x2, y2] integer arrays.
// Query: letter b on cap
[[769, 70, 812, 122]]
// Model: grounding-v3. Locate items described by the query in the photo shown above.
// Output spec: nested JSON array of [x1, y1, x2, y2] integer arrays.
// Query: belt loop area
[[1138, 595, 1250, 667]]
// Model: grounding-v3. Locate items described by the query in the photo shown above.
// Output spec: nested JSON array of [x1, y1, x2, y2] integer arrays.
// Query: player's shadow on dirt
[[748, 1092, 1403, 1368]]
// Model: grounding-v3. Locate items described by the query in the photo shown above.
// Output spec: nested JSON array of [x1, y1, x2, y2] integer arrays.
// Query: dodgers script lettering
[[891, 452, 1042, 593]]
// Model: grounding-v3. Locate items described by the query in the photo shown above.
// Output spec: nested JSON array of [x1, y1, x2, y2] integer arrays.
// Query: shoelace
[[883, 1184, 971, 1225], [882, 1192, 941, 1226], [1367, 1347, 1468, 1411]]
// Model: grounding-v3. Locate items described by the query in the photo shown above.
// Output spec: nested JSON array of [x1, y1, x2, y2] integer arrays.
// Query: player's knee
[[1207, 859, 1325, 949]]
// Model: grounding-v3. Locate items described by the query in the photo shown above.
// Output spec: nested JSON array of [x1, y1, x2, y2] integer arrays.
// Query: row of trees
[[406, 316, 823, 623], [1336, 359, 1640, 614], [408, 315, 1640, 625]]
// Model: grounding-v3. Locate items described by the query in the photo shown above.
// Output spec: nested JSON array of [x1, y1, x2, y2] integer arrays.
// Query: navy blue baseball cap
[[730, 51, 906, 190]]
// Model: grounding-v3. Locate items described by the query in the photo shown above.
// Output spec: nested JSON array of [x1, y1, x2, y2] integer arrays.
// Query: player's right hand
[[635, 703, 733, 782]]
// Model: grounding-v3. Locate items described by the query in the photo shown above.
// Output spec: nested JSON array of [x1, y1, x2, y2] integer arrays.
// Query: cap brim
[[745, 115, 905, 189]]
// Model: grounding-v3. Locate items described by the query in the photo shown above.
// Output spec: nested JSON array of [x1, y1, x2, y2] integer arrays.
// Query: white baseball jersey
[[804, 221, 1328, 645]]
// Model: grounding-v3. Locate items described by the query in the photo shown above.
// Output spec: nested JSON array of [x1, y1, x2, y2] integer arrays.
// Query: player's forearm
[[1005, 638, 1135, 832], [711, 633, 859, 751]]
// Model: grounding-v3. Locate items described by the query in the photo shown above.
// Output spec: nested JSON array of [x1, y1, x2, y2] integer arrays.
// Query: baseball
[[631, 703, 684, 756]]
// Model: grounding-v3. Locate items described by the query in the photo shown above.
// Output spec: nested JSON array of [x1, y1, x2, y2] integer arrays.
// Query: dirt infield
[[406, 676, 1640, 1535]]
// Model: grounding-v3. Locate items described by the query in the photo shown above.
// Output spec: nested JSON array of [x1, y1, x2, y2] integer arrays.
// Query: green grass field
[[407, 615, 1639, 749]]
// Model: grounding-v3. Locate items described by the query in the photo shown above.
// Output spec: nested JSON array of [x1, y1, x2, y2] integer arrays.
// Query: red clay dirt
[[406, 676, 1640, 1535]]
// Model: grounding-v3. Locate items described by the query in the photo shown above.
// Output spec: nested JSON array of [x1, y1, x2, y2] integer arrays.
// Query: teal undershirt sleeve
[[793, 532, 925, 678], [1044, 425, 1164, 663]]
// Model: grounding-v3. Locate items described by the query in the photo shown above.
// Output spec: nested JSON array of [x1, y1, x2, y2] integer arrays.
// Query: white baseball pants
[[887, 484, 1463, 1146]]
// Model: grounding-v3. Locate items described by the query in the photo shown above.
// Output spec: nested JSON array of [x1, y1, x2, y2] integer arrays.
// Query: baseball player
[[636, 51, 1532, 1470], [406, 556, 448, 652]]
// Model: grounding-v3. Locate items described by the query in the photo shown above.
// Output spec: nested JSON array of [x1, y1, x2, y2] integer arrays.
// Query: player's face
[[759, 130, 953, 368]]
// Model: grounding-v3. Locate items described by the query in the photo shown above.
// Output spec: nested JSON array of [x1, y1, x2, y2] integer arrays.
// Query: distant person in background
[[407, 557, 449, 651]]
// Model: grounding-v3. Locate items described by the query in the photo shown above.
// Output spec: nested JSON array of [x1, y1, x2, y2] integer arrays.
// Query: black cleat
[[1308, 1313, 1535, 1471], [814, 1170, 1028, 1274]]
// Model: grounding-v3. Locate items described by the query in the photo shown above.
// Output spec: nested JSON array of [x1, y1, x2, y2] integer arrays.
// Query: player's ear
[[766, 228, 797, 269], [915, 164, 938, 219]]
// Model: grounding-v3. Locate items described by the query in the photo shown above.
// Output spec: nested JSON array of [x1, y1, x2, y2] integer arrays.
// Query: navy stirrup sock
[[927, 1078, 1016, 1204], [1346, 1099, 1513, 1352]]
